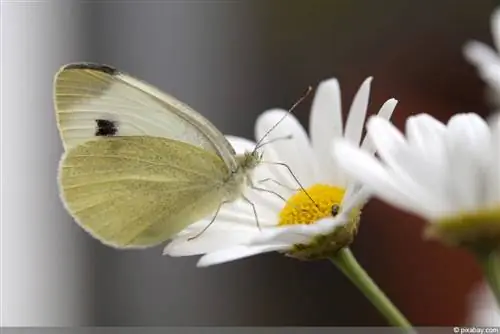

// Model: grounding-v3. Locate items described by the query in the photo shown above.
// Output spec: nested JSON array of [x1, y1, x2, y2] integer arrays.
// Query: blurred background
[[2, 0, 499, 327]]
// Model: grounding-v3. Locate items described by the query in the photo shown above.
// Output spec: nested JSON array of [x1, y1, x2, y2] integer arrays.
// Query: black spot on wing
[[63, 63, 118, 75], [95, 119, 118, 136]]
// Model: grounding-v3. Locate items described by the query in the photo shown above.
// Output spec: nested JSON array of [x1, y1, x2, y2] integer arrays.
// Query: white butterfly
[[55, 63, 263, 248]]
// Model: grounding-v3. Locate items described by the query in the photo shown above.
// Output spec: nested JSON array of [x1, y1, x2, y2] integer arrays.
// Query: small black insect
[[331, 204, 340, 217], [95, 119, 118, 136]]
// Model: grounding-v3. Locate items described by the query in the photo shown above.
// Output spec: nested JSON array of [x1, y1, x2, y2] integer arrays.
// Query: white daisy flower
[[164, 77, 398, 266], [464, 7, 500, 106], [332, 112, 500, 248], [468, 283, 500, 326]]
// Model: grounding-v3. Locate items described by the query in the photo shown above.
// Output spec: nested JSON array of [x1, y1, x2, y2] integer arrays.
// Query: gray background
[[1, 0, 497, 327]]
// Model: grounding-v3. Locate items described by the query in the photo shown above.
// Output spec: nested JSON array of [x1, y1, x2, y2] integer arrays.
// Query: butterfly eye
[[331, 204, 340, 217]]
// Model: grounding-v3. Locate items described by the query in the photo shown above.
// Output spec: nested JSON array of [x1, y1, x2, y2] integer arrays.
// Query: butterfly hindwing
[[58, 136, 231, 248]]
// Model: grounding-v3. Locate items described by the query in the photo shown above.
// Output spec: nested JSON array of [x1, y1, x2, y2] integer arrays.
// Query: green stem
[[331, 247, 413, 330], [475, 249, 500, 308]]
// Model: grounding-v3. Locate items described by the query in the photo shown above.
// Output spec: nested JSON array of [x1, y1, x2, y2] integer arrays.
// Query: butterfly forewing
[[54, 62, 237, 171], [58, 136, 231, 248]]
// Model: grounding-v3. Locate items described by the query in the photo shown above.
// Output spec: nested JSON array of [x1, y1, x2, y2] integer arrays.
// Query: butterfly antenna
[[255, 134, 293, 150], [253, 86, 313, 153]]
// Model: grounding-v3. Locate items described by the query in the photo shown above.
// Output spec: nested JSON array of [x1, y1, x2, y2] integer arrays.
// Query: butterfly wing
[[58, 136, 231, 248], [54, 62, 237, 171]]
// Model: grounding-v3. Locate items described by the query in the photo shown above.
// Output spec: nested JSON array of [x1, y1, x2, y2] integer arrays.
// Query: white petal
[[164, 224, 259, 256], [309, 78, 344, 183], [369, 116, 449, 207], [344, 77, 372, 147], [215, 203, 276, 227], [249, 216, 347, 246], [313, 215, 352, 235], [310, 78, 343, 145], [241, 187, 284, 221], [405, 113, 447, 159], [447, 113, 492, 163], [360, 98, 398, 155], [366, 116, 407, 161], [174, 217, 267, 241], [339, 181, 362, 209], [341, 186, 371, 214], [479, 64, 500, 92], [332, 140, 438, 220], [468, 283, 500, 326], [488, 113, 500, 205], [196, 244, 290, 267], [446, 113, 492, 209], [225, 135, 257, 153], [492, 7, 500, 54], [255, 109, 319, 186], [249, 225, 314, 246], [463, 41, 500, 69]]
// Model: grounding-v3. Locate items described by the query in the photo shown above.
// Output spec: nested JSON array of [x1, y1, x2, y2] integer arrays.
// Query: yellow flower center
[[278, 184, 345, 226]]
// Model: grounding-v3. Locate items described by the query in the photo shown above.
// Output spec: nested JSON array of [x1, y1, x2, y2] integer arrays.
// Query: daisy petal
[[218, 204, 275, 227], [446, 114, 492, 209], [344, 77, 372, 147], [255, 109, 319, 186], [447, 113, 491, 165], [488, 114, 500, 204], [164, 225, 258, 256], [492, 7, 500, 54], [341, 186, 371, 214], [332, 140, 438, 219], [309, 78, 343, 182], [403, 115, 449, 197], [250, 226, 313, 246], [225, 135, 256, 153], [468, 283, 500, 326], [196, 244, 290, 267], [360, 98, 398, 155], [310, 78, 343, 147], [405, 113, 447, 159], [463, 41, 500, 69], [480, 64, 500, 94], [174, 210, 272, 237], [367, 117, 447, 213], [250, 216, 346, 246]]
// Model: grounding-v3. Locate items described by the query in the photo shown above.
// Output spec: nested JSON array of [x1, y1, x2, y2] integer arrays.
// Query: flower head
[[164, 77, 397, 266], [332, 112, 500, 249]]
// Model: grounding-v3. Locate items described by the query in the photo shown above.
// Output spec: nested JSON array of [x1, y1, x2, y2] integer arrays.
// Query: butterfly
[[55, 63, 263, 248]]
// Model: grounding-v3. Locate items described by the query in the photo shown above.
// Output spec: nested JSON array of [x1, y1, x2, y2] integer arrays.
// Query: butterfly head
[[236, 150, 263, 173]]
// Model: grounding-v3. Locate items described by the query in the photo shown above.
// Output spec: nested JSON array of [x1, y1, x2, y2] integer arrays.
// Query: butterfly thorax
[[236, 150, 262, 171], [222, 150, 262, 201]]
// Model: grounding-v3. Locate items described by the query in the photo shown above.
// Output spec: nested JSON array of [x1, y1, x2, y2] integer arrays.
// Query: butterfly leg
[[241, 195, 261, 231], [250, 178, 301, 210], [250, 185, 288, 203], [250, 184, 304, 212], [257, 178, 299, 192], [261, 161, 319, 209], [188, 200, 230, 241], [248, 175, 288, 203]]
